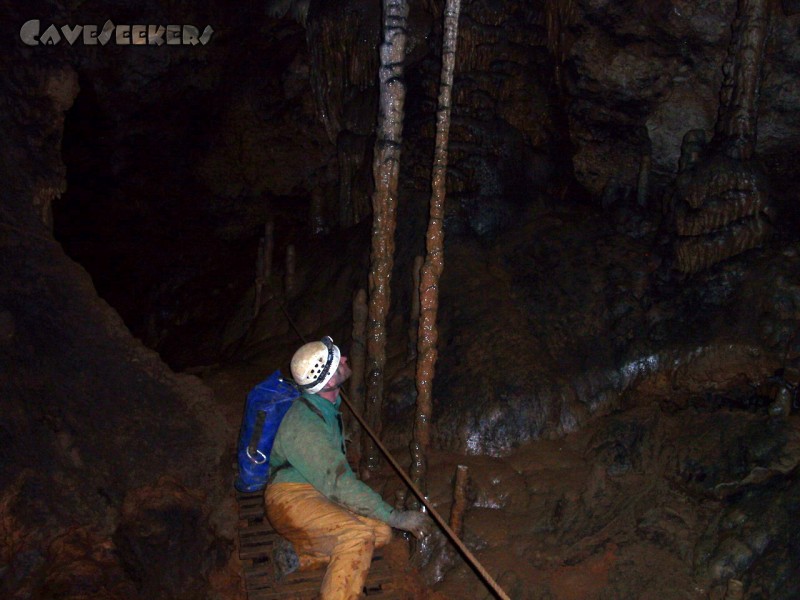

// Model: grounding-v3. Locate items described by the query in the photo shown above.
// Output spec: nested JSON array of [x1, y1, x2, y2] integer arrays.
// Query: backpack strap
[[246, 409, 268, 464], [297, 396, 325, 422], [268, 460, 290, 484], [298, 396, 346, 454]]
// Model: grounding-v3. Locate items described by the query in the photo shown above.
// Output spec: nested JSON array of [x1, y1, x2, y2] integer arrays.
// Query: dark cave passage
[[54, 76, 119, 300], [53, 74, 276, 369]]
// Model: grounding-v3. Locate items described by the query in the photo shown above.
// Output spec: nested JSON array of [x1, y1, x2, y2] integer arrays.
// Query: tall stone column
[[362, 0, 409, 475]]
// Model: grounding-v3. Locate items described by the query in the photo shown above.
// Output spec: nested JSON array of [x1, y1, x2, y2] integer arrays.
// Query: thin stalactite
[[545, 0, 579, 95], [362, 0, 409, 476], [284, 244, 296, 297], [715, 0, 771, 160], [411, 0, 461, 497]]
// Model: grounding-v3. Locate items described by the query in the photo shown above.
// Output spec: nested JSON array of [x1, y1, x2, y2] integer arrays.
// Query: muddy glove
[[272, 535, 299, 581], [387, 510, 431, 538]]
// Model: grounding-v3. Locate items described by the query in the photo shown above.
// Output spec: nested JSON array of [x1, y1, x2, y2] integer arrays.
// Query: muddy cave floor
[[201, 346, 800, 600]]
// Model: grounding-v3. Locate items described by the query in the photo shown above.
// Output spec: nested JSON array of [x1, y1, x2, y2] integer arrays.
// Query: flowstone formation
[[672, 0, 775, 274]]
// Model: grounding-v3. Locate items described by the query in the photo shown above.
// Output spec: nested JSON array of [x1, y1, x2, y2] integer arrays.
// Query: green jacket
[[268, 391, 394, 522]]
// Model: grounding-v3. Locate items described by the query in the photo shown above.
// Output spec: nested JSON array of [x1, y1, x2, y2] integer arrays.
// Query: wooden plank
[[366, 572, 394, 585], [246, 576, 274, 587], [268, 579, 325, 596], [237, 490, 263, 498], [238, 494, 265, 507], [371, 590, 401, 596], [247, 589, 316, 600], [242, 557, 398, 599], [243, 562, 273, 576], [281, 569, 326, 585], [239, 505, 266, 519], [246, 572, 276, 584], [240, 522, 275, 536], [240, 534, 274, 548], [240, 536, 273, 547], [239, 496, 265, 508], [249, 589, 316, 600], [240, 546, 272, 560], [238, 496, 264, 507]]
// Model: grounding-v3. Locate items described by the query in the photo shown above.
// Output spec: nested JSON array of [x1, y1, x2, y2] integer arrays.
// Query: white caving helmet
[[290, 336, 341, 394]]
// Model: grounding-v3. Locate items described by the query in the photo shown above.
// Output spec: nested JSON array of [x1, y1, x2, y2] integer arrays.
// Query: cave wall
[[1, 2, 235, 597], [566, 0, 800, 202]]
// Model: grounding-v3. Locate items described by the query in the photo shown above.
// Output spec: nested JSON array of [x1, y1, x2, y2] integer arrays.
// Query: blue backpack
[[234, 370, 300, 493]]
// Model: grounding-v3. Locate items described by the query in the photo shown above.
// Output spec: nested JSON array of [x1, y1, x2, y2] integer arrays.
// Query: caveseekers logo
[[20, 19, 214, 46]]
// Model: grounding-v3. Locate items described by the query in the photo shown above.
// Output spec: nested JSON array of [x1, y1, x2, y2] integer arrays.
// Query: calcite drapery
[[673, 0, 774, 274]]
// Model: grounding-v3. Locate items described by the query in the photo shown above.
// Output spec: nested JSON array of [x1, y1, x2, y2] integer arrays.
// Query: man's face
[[334, 355, 352, 385]]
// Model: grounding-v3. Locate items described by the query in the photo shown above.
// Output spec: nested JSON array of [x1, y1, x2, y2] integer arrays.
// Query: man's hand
[[387, 510, 431, 538]]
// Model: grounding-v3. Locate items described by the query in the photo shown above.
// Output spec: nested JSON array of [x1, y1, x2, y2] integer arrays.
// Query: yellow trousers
[[265, 482, 392, 600]]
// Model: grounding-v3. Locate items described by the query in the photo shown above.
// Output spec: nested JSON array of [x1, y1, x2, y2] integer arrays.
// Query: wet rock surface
[[420, 199, 798, 456], [390, 408, 800, 599], [1, 4, 235, 597], [113, 478, 229, 599]]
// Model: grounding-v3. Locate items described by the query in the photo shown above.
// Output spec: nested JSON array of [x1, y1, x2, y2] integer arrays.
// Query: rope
[[337, 389, 511, 600], [273, 297, 511, 600]]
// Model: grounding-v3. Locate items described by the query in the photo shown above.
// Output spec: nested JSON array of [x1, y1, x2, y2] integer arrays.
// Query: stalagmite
[[254, 251, 264, 317], [407, 255, 423, 362], [636, 137, 651, 207], [350, 289, 368, 472], [411, 0, 461, 497], [394, 488, 407, 512], [253, 219, 274, 316], [309, 187, 326, 235], [263, 220, 274, 280], [449, 464, 469, 538], [678, 130, 706, 174], [284, 244, 296, 297], [724, 579, 744, 600], [362, 0, 409, 475]]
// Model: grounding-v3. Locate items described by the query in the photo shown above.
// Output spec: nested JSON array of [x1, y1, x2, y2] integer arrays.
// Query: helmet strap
[[320, 380, 341, 393]]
